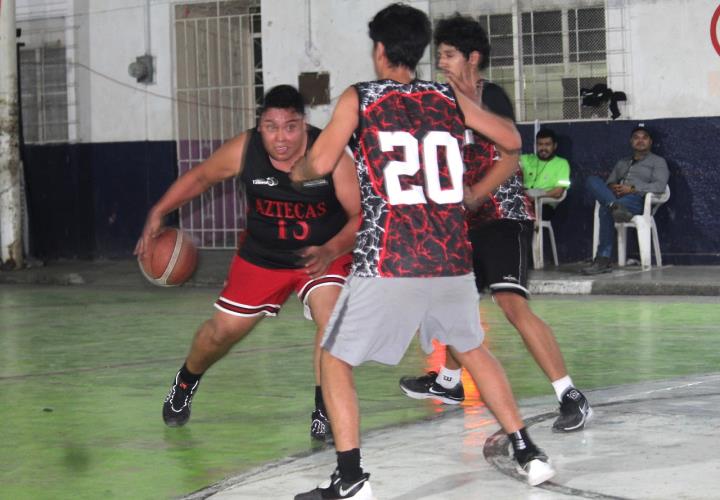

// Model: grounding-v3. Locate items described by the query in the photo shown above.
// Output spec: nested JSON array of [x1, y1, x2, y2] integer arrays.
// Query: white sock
[[552, 375, 574, 402], [436, 367, 462, 389]]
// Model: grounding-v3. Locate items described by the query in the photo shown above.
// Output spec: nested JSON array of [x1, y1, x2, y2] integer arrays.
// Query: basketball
[[138, 228, 198, 286]]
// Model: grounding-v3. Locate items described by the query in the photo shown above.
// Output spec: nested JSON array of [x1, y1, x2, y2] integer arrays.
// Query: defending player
[[399, 14, 592, 433], [135, 85, 360, 442], [291, 5, 554, 499]]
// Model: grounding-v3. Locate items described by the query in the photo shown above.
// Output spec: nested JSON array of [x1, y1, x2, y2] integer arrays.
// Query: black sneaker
[[399, 371, 465, 405], [162, 372, 199, 427], [295, 470, 374, 499], [581, 256, 612, 275], [553, 388, 593, 432], [310, 408, 332, 442], [514, 446, 556, 486], [610, 202, 634, 223]]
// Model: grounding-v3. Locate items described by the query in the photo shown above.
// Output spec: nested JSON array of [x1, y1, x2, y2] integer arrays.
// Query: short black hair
[[434, 14, 490, 70], [536, 128, 557, 143], [368, 3, 431, 71], [259, 85, 305, 116]]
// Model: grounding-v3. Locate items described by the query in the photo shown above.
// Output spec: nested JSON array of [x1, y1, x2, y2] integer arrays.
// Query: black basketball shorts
[[468, 219, 533, 299]]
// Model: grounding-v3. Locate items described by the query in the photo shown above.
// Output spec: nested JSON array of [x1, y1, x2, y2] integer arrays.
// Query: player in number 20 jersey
[[292, 5, 555, 499], [350, 80, 472, 278]]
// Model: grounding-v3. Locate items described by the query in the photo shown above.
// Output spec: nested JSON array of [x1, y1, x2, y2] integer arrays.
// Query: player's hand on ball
[[135, 210, 164, 260], [297, 245, 333, 279]]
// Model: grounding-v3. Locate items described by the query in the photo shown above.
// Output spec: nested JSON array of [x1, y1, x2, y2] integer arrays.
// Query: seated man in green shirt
[[521, 128, 570, 219]]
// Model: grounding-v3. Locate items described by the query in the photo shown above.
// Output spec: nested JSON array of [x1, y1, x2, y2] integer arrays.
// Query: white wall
[[15, 0, 720, 143], [17, 0, 174, 143], [82, 0, 174, 142], [622, 0, 720, 119], [261, 0, 430, 127]]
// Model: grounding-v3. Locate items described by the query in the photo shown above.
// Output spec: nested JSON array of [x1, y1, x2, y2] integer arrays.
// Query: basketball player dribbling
[[291, 5, 555, 499], [135, 85, 360, 442]]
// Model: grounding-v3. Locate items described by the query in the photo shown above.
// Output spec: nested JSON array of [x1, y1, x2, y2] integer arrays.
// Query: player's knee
[[201, 317, 241, 347], [495, 292, 528, 323]]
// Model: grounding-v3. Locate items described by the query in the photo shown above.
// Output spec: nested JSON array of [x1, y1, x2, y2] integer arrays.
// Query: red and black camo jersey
[[464, 80, 534, 229], [238, 126, 347, 269], [350, 79, 472, 278]]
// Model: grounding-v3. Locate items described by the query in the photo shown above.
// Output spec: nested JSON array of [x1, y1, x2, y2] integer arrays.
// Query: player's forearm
[[545, 187, 565, 199], [291, 156, 325, 182], [150, 170, 211, 219]]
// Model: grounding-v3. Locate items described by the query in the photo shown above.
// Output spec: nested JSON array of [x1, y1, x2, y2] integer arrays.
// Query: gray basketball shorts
[[321, 274, 484, 366]]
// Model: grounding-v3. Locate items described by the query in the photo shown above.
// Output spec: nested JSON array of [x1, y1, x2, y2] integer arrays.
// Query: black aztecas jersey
[[238, 126, 347, 269], [350, 80, 472, 278]]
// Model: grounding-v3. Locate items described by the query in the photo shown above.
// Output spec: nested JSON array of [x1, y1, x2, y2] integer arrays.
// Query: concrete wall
[[18, 0, 175, 143], [16, 0, 720, 138], [261, 0, 430, 127], [620, 0, 720, 120]]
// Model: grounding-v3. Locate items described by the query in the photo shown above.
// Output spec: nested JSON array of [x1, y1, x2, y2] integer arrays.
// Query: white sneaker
[[517, 452, 556, 486]]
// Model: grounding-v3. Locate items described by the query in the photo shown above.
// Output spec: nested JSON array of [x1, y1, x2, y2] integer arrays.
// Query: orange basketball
[[138, 228, 198, 286]]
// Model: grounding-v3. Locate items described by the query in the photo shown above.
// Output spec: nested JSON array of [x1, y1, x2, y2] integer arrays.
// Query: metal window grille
[[19, 45, 69, 143], [430, 1, 618, 122], [174, 0, 262, 249]]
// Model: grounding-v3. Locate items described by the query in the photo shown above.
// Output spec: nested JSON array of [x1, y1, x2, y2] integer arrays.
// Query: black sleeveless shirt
[[238, 126, 347, 269]]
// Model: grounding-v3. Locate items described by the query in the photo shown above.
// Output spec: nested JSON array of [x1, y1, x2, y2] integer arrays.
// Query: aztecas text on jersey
[[239, 126, 347, 269]]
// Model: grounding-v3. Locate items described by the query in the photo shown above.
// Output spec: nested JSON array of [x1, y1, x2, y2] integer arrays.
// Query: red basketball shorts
[[214, 254, 352, 320]]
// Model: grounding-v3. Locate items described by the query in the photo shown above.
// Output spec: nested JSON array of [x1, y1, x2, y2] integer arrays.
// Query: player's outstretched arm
[[134, 133, 248, 258], [290, 87, 359, 182], [297, 152, 361, 277]]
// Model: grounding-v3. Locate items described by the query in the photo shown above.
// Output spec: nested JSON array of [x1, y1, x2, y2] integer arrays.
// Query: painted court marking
[[484, 378, 718, 499]]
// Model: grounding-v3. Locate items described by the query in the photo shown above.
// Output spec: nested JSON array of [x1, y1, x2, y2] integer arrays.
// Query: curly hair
[[434, 14, 490, 70]]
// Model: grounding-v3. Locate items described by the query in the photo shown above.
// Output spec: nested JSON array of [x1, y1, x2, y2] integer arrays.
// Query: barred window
[[431, 2, 614, 122], [522, 10, 563, 65], [20, 45, 69, 143], [569, 7, 606, 63], [174, 0, 262, 248], [477, 14, 516, 115]]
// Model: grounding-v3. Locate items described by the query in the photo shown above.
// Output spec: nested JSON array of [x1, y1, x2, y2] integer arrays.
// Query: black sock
[[508, 427, 537, 458], [315, 385, 326, 412], [178, 362, 203, 386], [336, 448, 363, 482]]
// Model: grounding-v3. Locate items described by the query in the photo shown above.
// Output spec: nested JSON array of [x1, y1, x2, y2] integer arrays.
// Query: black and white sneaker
[[310, 408, 332, 442], [162, 372, 199, 427], [294, 470, 374, 499], [515, 447, 555, 486], [553, 388, 593, 432], [399, 371, 465, 405]]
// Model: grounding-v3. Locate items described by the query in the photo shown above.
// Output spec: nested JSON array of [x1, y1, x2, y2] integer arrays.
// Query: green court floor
[[1, 284, 718, 499]]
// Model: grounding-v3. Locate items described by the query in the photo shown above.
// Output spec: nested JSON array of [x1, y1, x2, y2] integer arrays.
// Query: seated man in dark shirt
[[583, 125, 669, 275]]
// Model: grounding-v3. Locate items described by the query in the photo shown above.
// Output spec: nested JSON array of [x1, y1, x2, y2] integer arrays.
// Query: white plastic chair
[[531, 190, 567, 269], [592, 185, 670, 270]]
